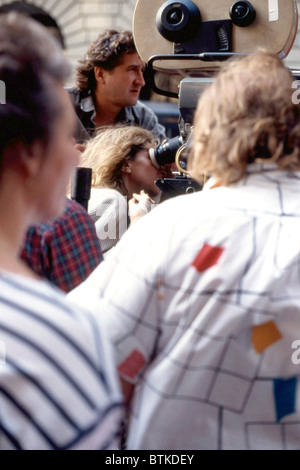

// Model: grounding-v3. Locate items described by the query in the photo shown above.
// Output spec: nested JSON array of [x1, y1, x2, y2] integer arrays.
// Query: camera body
[[133, 0, 299, 197], [134, 0, 298, 73]]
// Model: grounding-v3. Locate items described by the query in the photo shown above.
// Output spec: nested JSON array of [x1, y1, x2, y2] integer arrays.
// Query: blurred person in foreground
[[0, 0, 65, 49], [69, 50, 300, 450], [0, 1, 104, 293], [68, 29, 166, 145], [80, 125, 164, 256], [0, 13, 123, 450], [1, 1, 104, 293]]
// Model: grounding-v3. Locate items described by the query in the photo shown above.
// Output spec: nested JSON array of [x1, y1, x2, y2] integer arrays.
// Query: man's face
[[96, 52, 146, 109]]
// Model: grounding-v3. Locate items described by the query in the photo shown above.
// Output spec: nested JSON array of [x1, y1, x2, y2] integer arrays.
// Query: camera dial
[[230, 1, 256, 27], [156, 0, 201, 43]]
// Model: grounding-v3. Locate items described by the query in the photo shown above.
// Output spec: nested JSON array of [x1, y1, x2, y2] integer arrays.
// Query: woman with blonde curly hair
[[80, 124, 164, 255]]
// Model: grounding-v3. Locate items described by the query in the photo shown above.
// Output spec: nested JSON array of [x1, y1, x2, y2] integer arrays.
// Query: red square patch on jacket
[[118, 349, 146, 380], [193, 243, 225, 272]]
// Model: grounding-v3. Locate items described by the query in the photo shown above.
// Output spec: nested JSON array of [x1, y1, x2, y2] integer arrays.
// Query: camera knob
[[230, 1, 256, 27], [156, 0, 201, 43]]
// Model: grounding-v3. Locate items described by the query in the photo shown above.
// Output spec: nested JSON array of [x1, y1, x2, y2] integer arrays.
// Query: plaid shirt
[[20, 198, 103, 293]]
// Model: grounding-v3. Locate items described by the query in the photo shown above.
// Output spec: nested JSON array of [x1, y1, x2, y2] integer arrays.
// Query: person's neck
[[93, 89, 122, 127], [94, 110, 117, 128], [0, 228, 38, 279], [0, 181, 38, 279], [0, 202, 25, 257]]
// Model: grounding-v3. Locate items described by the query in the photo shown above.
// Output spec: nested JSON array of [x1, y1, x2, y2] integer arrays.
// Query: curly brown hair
[[188, 50, 300, 186], [75, 29, 137, 93]]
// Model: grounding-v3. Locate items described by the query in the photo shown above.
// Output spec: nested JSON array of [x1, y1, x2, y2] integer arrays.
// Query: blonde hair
[[80, 125, 157, 194], [188, 50, 300, 186]]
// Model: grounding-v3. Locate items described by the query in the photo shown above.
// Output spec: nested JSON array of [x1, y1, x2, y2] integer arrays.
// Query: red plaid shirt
[[20, 198, 103, 292]]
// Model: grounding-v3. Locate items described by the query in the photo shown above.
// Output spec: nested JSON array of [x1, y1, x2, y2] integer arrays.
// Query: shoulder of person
[[133, 100, 156, 115], [130, 101, 166, 142], [52, 197, 88, 221], [89, 188, 128, 214], [65, 87, 90, 105], [65, 86, 78, 102], [90, 187, 126, 202]]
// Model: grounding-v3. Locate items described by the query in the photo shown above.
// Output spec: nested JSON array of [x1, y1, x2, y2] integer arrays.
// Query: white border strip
[[269, 0, 279, 22]]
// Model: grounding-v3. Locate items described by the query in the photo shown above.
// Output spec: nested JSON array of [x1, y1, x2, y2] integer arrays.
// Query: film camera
[[133, 0, 299, 197]]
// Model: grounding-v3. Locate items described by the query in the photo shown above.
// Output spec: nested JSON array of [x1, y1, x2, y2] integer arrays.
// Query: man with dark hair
[[68, 29, 166, 143]]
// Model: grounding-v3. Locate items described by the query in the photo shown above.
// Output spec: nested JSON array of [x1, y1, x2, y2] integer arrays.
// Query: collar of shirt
[[79, 92, 135, 126]]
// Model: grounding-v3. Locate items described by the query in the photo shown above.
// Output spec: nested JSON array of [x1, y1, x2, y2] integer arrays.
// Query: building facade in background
[[0, 0, 299, 85]]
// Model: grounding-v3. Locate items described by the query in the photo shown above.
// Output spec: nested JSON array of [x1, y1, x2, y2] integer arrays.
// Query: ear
[[17, 141, 44, 180], [3, 140, 42, 177], [121, 160, 132, 174], [94, 66, 106, 83]]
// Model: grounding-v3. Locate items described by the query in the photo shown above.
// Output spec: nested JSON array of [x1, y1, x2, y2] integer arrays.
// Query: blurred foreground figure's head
[[0, 12, 70, 156], [189, 50, 300, 186], [0, 12, 78, 222], [0, 1, 65, 48]]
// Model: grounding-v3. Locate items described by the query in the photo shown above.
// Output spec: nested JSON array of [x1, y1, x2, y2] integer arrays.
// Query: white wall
[[0, 0, 137, 85]]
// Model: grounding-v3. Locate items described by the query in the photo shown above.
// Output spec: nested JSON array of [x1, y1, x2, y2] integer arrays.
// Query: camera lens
[[167, 8, 183, 25], [230, 1, 256, 27], [233, 3, 248, 18], [156, 0, 201, 43], [149, 136, 184, 168]]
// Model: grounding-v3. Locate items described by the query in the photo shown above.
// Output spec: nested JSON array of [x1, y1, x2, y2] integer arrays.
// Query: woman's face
[[123, 143, 163, 199], [32, 86, 80, 221]]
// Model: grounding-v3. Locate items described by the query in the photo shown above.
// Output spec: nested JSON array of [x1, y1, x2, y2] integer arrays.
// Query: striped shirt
[[0, 271, 123, 450]]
